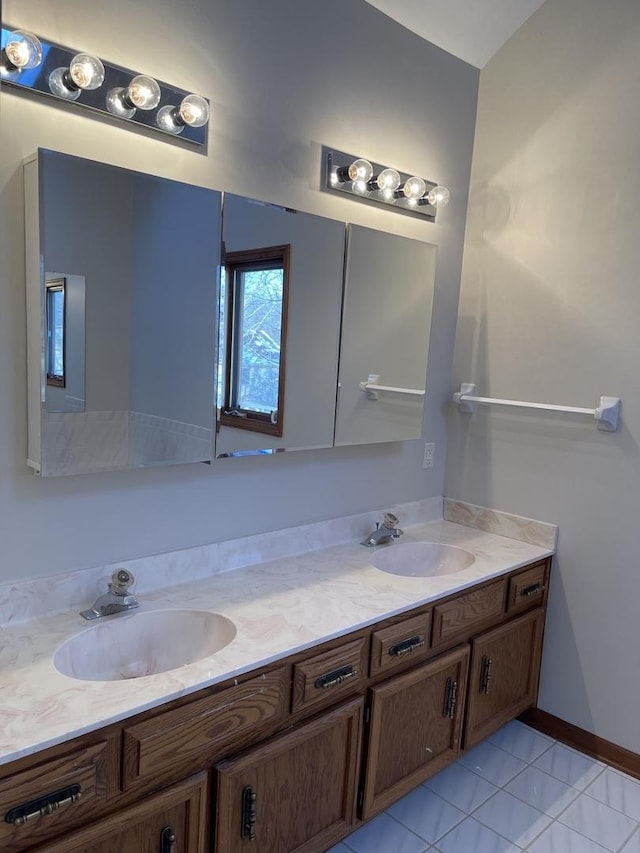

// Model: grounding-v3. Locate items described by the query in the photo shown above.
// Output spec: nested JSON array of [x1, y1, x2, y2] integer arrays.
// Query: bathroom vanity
[[0, 517, 551, 853]]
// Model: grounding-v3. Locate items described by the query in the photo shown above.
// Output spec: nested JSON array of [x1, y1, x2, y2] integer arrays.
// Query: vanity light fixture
[[0, 24, 210, 146], [323, 146, 450, 221]]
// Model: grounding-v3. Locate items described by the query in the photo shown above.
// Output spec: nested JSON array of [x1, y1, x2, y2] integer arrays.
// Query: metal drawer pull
[[314, 665, 356, 690], [389, 636, 425, 657], [480, 656, 493, 694], [5, 784, 82, 826], [241, 786, 257, 841], [161, 826, 176, 853], [443, 677, 458, 718], [521, 582, 544, 597]]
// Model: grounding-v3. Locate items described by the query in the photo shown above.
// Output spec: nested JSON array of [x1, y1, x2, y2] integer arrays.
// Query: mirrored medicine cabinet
[[24, 149, 437, 476], [24, 149, 221, 476]]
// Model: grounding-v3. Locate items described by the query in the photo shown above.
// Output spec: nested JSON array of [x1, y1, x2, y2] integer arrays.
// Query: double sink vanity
[[0, 501, 556, 853]]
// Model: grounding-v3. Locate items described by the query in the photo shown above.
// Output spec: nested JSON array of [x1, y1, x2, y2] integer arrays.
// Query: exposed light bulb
[[69, 54, 105, 90], [348, 158, 373, 182], [178, 94, 209, 127], [3, 30, 42, 70], [156, 104, 183, 134], [127, 75, 161, 110], [375, 168, 401, 192], [402, 176, 427, 200], [106, 87, 136, 118], [156, 94, 210, 135], [426, 185, 450, 207], [49, 53, 105, 101], [106, 74, 161, 118]]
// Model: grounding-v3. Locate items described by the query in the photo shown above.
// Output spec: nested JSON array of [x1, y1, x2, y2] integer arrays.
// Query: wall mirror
[[24, 149, 222, 476], [215, 193, 346, 457], [334, 224, 437, 446]]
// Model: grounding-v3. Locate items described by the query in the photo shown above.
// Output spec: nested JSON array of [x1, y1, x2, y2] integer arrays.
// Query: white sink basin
[[370, 542, 475, 577], [54, 609, 236, 681]]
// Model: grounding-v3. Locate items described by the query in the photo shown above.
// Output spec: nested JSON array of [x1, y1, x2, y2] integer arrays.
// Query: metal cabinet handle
[[443, 677, 458, 718], [314, 665, 356, 690], [4, 784, 82, 826], [389, 636, 425, 657], [521, 582, 544, 597], [479, 656, 493, 694], [241, 786, 257, 841], [161, 826, 176, 853]]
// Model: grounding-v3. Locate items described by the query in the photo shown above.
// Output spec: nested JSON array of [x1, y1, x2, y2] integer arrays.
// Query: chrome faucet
[[361, 513, 404, 547], [80, 569, 139, 620]]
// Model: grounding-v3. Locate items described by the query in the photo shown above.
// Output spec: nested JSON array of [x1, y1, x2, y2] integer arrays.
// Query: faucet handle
[[383, 512, 399, 529], [110, 568, 135, 595]]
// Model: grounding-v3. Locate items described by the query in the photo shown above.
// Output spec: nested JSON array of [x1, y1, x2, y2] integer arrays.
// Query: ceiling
[[362, 0, 547, 68]]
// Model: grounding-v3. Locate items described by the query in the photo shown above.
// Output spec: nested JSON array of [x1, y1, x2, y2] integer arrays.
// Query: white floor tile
[[343, 813, 429, 853], [459, 740, 528, 787], [533, 744, 606, 791], [527, 821, 611, 853], [434, 816, 521, 853], [473, 789, 552, 847], [424, 761, 499, 813], [620, 827, 640, 852], [558, 794, 639, 851], [584, 768, 640, 822], [505, 764, 581, 817], [388, 786, 465, 843], [488, 722, 555, 764]]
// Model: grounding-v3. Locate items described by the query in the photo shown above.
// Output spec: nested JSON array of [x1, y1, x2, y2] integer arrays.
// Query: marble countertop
[[0, 516, 553, 768]]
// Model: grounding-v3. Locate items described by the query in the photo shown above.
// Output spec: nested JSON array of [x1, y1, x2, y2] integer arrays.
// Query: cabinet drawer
[[0, 740, 113, 852], [292, 637, 368, 714], [507, 562, 547, 613], [432, 580, 506, 648], [370, 611, 431, 677], [123, 668, 289, 789]]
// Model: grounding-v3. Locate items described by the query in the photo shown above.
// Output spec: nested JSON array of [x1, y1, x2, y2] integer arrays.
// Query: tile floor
[[328, 721, 640, 852]]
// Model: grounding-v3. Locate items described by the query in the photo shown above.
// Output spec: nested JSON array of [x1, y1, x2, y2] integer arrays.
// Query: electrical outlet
[[423, 442, 435, 469]]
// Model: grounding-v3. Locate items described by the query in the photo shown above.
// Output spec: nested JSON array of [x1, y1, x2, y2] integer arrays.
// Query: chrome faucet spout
[[360, 512, 404, 547], [80, 569, 139, 620]]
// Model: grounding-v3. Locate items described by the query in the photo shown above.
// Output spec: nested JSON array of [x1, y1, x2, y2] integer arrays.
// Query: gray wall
[[0, 0, 478, 581], [446, 0, 640, 752]]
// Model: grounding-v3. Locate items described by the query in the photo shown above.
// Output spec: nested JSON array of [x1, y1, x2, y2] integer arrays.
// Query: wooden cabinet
[[464, 608, 546, 748], [369, 611, 432, 678], [432, 579, 506, 649], [1, 556, 550, 853], [0, 738, 119, 853], [31, 772, 207, 853], [291, 638, 368, 714], [361, 645, 469, 818], [123, 669, 288, 790], [214, 699, 363, 853]]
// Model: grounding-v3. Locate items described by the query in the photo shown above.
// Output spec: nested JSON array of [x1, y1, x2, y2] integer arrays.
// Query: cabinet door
[[334, 225, 436, 446], [465, 608, 545, 749], [32, 772, 207, 853], [214, 698, 363, 853], [362, 645, 469, 819]]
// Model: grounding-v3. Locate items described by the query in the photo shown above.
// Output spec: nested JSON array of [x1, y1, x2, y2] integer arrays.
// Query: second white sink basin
[[370, 542, 475, 577], [54, 609, 236, 681]]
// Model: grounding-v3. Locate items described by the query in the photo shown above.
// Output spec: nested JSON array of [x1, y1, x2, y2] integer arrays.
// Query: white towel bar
[[359, 374, 425, 400], [453, 383, 621, 432]]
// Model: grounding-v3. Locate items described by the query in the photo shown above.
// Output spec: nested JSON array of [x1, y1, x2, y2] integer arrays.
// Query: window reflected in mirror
[[219, 245, 290, 437], [45, 277, 65, 387]]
